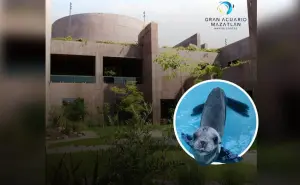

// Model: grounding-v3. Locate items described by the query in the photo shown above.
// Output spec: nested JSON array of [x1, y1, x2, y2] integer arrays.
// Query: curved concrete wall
[[52, 13, 144, 43]]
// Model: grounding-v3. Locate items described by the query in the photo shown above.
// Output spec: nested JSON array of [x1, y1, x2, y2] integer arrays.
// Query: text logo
[[204, 1, 247, 30], [217, 1, 234, 15]]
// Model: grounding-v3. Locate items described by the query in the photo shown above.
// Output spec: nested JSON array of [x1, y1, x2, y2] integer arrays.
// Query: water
[[174, 80, 258, 159]]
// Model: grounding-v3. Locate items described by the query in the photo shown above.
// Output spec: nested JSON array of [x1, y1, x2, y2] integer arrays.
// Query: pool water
[[174, 81, 258, 158]]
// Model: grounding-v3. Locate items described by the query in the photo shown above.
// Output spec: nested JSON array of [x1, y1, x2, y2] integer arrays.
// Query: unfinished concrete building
[[49, 13, 255, 124]]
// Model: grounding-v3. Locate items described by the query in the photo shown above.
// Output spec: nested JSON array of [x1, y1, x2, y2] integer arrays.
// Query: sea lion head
[[191, 126, 222, 165]]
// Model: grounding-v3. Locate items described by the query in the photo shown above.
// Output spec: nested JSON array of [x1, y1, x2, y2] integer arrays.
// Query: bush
[[220, 169, 247, 185], [49, 103, 184, 185], [85, 116, 101, 127], [48, 106, 66, 129], [63, 98, 87, 122], [110, 82, 149, 123], [48, 98, 88, 134], [176, 165, 206, 185]]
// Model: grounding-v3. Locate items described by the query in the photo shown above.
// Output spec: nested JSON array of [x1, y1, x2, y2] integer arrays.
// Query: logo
[[217, 1, 234, 15], [204, 1, 247, 30]]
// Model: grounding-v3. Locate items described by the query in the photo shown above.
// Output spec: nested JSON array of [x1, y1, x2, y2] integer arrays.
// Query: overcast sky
[[51, 0, 295, 48]]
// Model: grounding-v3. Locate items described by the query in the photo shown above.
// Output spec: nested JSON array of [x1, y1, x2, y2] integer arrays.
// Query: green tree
[[154, 50, 189, 95], [110, 82, 149, 124]]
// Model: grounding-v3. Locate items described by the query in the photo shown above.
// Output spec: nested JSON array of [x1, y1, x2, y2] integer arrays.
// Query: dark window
[[51, 54, 96, 83], [161, 99, 177, 120], [103, 57, 143, 84]]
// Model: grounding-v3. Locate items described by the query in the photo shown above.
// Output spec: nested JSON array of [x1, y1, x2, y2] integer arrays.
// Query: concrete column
[[138, 22, 160, 124], [247, 0, 257, 101], [95, 54, 103, 85], [95, 53, 104, 119], [45, 0, 51, 126], [150, 23, 160, 124]]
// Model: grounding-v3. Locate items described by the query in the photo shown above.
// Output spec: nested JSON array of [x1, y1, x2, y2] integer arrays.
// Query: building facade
[[49, 13, 255, 124]]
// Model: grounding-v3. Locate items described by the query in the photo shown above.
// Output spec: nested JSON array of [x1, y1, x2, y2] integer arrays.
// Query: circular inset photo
[[174, 79, 258, 166]]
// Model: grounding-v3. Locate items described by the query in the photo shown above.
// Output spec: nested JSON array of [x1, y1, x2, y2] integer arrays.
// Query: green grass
[[258, 142, 299, 175], [48, 125, 258, 151], [47, 138, 113, 148], [47, 150, 257, 182], [47, 125, 172, 149]]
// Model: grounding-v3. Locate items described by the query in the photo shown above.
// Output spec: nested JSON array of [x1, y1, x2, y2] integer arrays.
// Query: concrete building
[[49, 13, 255, 124]]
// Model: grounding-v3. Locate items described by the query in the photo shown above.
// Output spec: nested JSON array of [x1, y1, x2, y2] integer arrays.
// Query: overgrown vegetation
[[229, 60, 251, 67], [96, 40, 137, 46], [162, 44, 220, 53], [175, 45, 220, 53], [154, 47, 251, 85], [47, 41, 255, 183], [52, 36, 138, 46], [47, 96, 256, 184], [48, 93, 185, 185], [154, 49, 223, 88], [48, 98, 88, 135], [103, 68, 116, 76], [107, 82, 150, 125]]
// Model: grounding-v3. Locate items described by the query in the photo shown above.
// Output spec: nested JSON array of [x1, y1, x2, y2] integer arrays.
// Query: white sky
[[51, 0, 295, 48]]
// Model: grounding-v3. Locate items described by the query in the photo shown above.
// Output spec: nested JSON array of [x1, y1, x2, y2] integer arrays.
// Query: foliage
[[154, 49, 223, 84], [63, 98, 87, 122], [64, 36, 73, 41], [48, 98, 88, 134], [48, 104, 184, 185], [229, 60, 250, 67], [176, 165, 206, 185], [101, 103, 119, 126], [219, 169, 247, 185], [48, 106, 68, 129], [189, 63, 223, 83], [161, 44, 220, 53], [52, 37, 138, 46], [110, 82, 147, 119], [96, 40, 138, 46], [103, 68, 116, 76], [154, 50, 189, 79]]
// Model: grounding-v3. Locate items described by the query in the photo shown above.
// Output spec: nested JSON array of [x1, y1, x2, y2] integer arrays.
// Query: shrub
[[63, 98, 88, 122], [49, 103, 184, 185], [48, 106, 68, 129], [176, 165, 206, 185], [220, 169, 247, 185]]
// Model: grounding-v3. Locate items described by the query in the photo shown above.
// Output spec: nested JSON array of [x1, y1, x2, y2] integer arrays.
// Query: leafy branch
[[154, 50, 223, 87]]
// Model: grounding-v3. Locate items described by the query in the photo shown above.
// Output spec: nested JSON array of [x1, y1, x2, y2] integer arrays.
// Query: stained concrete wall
[[217, 37, 251, 67], [49, 40, 142, 113], [48, 12, 258, 124], [157, 48, 219, 99], [49, 83, 100, 113], [52, 13, 144, 43], [173, 33, 200, 47], [222, 63, 254, 90]]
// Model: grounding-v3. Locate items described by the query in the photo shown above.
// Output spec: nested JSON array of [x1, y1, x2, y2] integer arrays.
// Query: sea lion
[[181, 87, 249, 165]]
